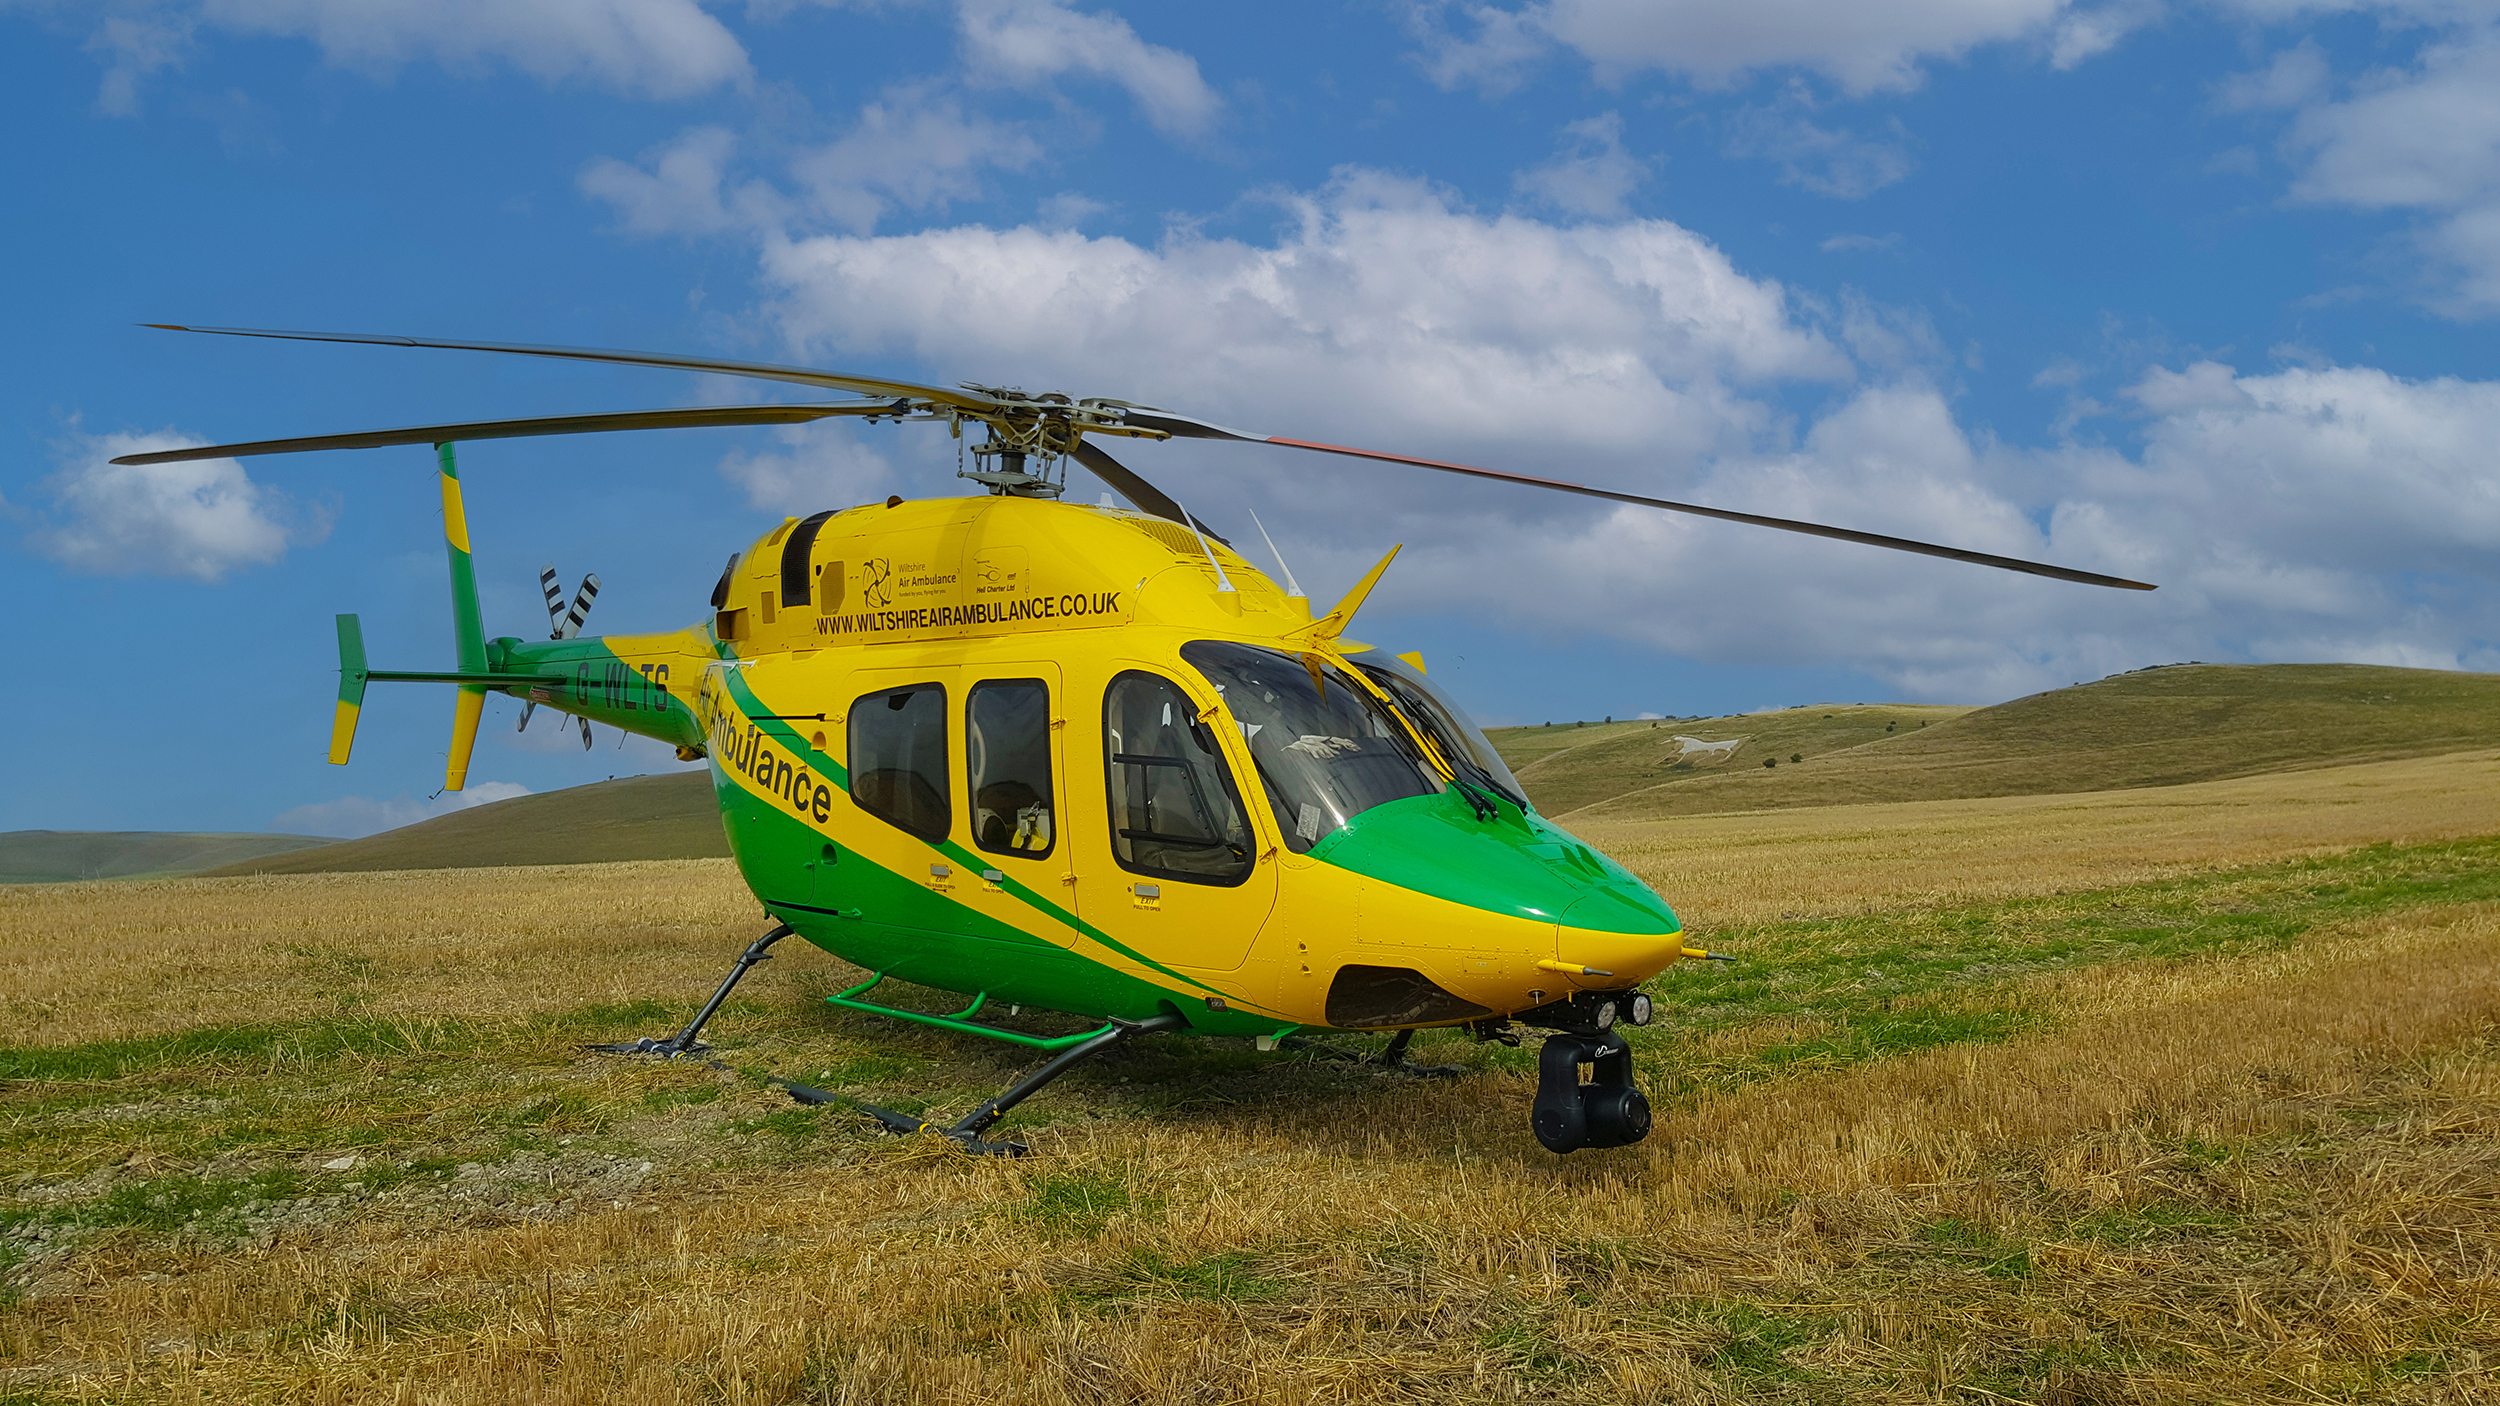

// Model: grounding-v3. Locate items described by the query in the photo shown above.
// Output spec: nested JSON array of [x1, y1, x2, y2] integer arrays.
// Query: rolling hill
[[197, 772, 729, 876], [1493, 663, 2500, 821], [0, 831, 339, 884]]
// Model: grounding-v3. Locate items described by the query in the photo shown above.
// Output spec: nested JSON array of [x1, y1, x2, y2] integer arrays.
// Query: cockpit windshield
[[1351, 651, 1529, 808], [1180, 640, 1444, 853]]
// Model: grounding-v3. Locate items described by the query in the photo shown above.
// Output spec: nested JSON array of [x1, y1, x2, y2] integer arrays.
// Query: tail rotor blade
[[561, 575, 600, 639], [577, 716, 593, 751], [539, 565, 566, 639]]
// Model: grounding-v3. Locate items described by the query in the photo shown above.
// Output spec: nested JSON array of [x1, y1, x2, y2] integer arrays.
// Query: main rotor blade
[[1109, 407, 2154, 591], [107, 402, 907, 466], [1068, 440, 1229, 545], [140, 323, 999, 411]]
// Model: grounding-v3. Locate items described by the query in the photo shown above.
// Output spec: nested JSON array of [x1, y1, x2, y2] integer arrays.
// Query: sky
[[4, 0, 2496, 838]]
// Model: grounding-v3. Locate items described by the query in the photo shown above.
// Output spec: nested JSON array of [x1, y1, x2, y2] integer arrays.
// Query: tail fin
[[447, 687, 485, 792], [438, 443, 488, 792], [325, 446, 569, 783], [331, 614, 369, 764]]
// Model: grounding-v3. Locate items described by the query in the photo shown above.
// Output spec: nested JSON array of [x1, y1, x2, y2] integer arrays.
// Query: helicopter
[[116, 323, 2155, 1156]]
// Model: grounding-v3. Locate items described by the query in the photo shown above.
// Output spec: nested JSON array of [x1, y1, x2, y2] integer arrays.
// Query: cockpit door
[[1064, 665, 1278, 975]]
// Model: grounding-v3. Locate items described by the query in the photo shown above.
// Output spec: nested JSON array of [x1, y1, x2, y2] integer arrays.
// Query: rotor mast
[[952, 384, 1167, 498]]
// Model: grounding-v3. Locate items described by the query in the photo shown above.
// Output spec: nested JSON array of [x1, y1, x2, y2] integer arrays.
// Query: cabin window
[[849, 683, 950, 842], [1179, 640, 1441, 854], [1103, 671, 1253, 885], [967, 679, 1055, 860]]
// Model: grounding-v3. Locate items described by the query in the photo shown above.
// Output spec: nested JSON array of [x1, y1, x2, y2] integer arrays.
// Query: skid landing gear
[[1531, 1030, 1652, 1153], [786, 1012, 1187, 1157], [589, 923, 793, 1057], [1371, 1028, 1468, 1078]]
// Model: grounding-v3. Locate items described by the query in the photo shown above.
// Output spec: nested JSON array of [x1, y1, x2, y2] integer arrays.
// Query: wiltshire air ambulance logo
[[860, 557, 893, 609]]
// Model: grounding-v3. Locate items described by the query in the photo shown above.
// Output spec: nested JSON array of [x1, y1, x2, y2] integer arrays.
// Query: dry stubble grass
[[1582, 747, 2500, 926], [4, 755, 2499, 1403]]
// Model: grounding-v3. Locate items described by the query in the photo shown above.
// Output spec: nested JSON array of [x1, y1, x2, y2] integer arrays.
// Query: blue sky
[[5, 0, 2496, 837]]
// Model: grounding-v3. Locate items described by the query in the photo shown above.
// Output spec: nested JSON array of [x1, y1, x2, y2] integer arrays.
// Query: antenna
[[1248, 508, 1306, 600], [1169, 492, 1237, 595]]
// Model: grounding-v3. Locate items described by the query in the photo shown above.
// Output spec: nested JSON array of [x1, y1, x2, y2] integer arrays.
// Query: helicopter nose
[[1552, 883, 1683, 989]]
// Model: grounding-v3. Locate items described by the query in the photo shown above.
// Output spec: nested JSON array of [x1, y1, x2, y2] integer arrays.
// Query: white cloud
[[758, 169, 1848, 461], [2215, 38, 2330, 111], [1725, 97, 1917, 198], [2117, 359, 2500, 579], [201, 0, 749, 95], [2232, 22, 2500, 315], [579, 125, 753, 236], [2047, 1, 2160, 70], [1820, 232, 1902, 252], [2123, 359, 2253, 412], [57, 0, 750, 112], [789, 86, 1044, 232], [2282, 33, 2500, 210], [271, 781, 530, 840], [27, 429, 326, 580], [1513, 112, 1652, 218], [716, 420, 898, 512], [655, 169, 2500, 699], [1421, 0, 2086, 97], [583, 91, 1042, 239], [1036, 190, 1110, 229], [85, 12, 196, 116], [955, 0, 1221, 139]]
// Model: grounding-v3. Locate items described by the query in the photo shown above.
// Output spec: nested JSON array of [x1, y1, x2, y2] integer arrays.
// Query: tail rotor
[[520, 562, 601, 745]]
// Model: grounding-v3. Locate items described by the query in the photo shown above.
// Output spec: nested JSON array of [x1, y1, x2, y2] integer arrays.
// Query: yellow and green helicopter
[[118, 324, 2154, 1155]]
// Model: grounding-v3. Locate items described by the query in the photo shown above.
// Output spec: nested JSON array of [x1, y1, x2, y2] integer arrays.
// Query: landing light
[[1627, 993, 1653, 1026]]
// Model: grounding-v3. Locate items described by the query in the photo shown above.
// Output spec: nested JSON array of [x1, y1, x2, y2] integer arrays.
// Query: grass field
[[4, 751, 2498, 1402]]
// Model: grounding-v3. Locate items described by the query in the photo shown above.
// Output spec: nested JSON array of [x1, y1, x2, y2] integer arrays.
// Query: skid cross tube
[[825, 973, 1117, 1051], [811, 1011, 1188, 1155], [592, 924, 792, 1057]]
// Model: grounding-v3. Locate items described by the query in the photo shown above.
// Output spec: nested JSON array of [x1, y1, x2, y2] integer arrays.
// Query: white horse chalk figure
[[1670, 735, 1743, 762]]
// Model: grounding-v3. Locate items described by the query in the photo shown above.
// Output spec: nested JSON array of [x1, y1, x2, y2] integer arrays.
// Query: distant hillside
[[200, 772, 730, 876], [1490, 663, 2500, 821], [1490, 704, 1974, 817], [0, 831, 337, 884]]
